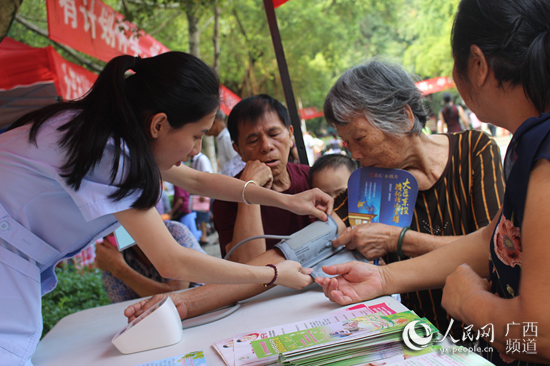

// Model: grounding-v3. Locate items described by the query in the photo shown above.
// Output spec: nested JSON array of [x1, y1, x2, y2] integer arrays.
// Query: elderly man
[[212, 95, 313, 263]]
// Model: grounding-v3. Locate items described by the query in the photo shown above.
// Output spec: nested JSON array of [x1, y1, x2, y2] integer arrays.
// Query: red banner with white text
[[415, 76, 455, 96], [46, 0, 169, 63]]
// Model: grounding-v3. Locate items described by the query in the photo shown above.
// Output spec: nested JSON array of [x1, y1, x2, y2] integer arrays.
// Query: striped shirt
[[334, 130, 505, 337]]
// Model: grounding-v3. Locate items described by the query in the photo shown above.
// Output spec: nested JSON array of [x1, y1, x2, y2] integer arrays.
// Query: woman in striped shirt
[[323, 58, 505, 340]]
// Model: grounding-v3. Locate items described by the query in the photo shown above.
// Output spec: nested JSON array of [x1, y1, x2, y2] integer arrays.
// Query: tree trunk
[[0, 0, 23, 42], [212, 0, 220, 74], [186, 1, 217, 172], [186, 3, 200, 59]]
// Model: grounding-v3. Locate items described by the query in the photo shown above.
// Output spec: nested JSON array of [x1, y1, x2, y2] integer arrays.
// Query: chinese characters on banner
[[415, 76, 455, 96], [48, 47, 97, 101], [46, 0, 170, 63]]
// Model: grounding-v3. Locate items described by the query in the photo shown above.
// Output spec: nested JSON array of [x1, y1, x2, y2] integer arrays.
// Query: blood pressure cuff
[[274, 215, 342, 269]]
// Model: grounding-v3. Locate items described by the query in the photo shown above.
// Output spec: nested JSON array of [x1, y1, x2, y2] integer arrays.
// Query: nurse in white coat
[[0, 52, 332, 366]]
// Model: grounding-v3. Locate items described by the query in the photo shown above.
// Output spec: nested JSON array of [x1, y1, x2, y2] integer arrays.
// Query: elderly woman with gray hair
[[324, 59, 505, 339]]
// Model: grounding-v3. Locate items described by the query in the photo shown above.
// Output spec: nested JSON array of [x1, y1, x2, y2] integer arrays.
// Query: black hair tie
[[130, 55, 142, 73]]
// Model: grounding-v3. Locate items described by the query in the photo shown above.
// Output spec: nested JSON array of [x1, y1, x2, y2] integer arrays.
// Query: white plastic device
[[111, 297, 183, 354]]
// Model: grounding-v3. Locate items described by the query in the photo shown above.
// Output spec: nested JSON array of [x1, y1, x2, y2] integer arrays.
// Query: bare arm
[[317, 213, 496, 305], [125, 212, 347, 321], [442, 160, 550, 363], [113, 208, 312, 289], [225, 161, 273, 263], [437, 111, 445, 133], [333, 223, 465, 260], [94, 242, 189, 297], [125, 249, 288, 321], [162, 165, 332, 221]]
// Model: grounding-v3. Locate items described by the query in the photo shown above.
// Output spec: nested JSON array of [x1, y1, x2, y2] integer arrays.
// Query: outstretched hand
[[286, 188, 333, 221], [315, 261, 385, 305], [274, 260, 314, 289], [124, 293, 188, 322]]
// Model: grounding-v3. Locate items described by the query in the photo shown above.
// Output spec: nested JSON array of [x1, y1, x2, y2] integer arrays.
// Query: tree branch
[[15, 14, 104, 73]]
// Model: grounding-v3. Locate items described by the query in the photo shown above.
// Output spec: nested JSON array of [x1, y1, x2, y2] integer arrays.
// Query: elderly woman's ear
[[404, 105, 415, 129]]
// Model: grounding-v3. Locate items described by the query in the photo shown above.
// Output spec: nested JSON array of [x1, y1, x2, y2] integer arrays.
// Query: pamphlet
[[347, 167, 418, 228], [134, 350, 208, 366], [211, 296, 408, 366], [251, 311, 435, 359]]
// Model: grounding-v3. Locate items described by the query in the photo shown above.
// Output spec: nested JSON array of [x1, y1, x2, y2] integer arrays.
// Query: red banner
[[299, 106, 324, 120], [219, 86, 241, 116], [273, 0, 290, 8], [48, 47, 98, 101], [0, 37, 97, 101], [415, 76, 455, 96], [46, 0, 169, 63]]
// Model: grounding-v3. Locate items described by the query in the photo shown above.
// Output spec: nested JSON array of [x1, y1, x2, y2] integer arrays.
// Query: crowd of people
[[1, 0, 549, 365]]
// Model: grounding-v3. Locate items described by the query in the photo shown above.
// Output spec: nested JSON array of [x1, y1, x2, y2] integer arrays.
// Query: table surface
[[35, 284, 402, 366]]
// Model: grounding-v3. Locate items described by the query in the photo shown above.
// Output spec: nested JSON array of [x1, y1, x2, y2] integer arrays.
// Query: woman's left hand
[[441, 263, 490, 322], [285, 188, 333, 221], [332, 223, 401, 260]]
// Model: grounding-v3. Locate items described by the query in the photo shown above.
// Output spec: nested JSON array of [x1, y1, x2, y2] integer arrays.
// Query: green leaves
[[41, 262, 110, 339]]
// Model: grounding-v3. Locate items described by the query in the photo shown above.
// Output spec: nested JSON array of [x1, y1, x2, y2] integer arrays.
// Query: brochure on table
[[211, 296, 408, 366], [134, 350, 208, 366]]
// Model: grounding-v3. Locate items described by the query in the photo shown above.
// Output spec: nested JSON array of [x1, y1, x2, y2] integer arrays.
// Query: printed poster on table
[[212, 297, 407, 366], [134, 350, 208, 366], [347, 167, 419, 228]]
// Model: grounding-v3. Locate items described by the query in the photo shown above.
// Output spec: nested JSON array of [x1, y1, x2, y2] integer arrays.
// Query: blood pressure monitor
[[111, 297, 183, 354]]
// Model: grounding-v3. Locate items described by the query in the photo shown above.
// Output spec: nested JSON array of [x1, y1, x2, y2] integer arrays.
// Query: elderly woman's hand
[[332, 223, 402, 260], [315, 261, 386, 305]]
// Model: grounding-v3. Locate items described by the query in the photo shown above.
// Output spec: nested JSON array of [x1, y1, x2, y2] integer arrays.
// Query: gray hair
[[324, 59, 427, 136]]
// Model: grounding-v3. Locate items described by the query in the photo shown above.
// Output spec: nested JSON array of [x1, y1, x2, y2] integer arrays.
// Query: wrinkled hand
[[332, 223, 400, 260], [315, 261, 385, 305], [285, 188, 333, 221], [124, 293, 189, 322], [241, 160, 273, 189], [94, 242, 127, 275], [442, 264, 490, 322], [273, 260, 314, 289]]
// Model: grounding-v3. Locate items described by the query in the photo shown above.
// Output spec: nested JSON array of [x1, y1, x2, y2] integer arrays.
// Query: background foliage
[[41, 262, 110, 338], [8, 0, 461, 133]]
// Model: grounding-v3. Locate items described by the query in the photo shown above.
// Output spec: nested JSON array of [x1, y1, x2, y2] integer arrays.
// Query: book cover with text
[[348, 167, 419, 228]]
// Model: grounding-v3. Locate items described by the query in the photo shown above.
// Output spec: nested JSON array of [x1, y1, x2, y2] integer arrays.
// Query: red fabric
[[46, 0, 169, 63], [273, 0, 290, 8], [299, 106, 324, 120], [0, 37, 57, 91], [0, 37, 98, 101], [220, 85, 241, 116], [415, 76, 455, 96], [48, 47, 97, 101]]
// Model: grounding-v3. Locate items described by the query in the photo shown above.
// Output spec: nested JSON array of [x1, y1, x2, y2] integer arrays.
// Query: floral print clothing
[[102, 220, 206, 303], [482, 111, 550, 365]]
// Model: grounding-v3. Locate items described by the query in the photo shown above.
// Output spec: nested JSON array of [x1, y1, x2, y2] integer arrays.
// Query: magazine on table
[[211, 296, 408, 366]]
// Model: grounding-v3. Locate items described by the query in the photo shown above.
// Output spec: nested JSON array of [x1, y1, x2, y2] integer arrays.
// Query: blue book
[[347, 167, 418, 228]]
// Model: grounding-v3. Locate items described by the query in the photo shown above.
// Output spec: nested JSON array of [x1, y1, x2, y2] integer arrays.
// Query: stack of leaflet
[[251, 310, 437, 366], [212, 296, 410, 366]]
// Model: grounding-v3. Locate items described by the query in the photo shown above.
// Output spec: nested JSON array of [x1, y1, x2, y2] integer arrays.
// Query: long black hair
[[452, 0, 550, 113], [9, 52, 220, 209]]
